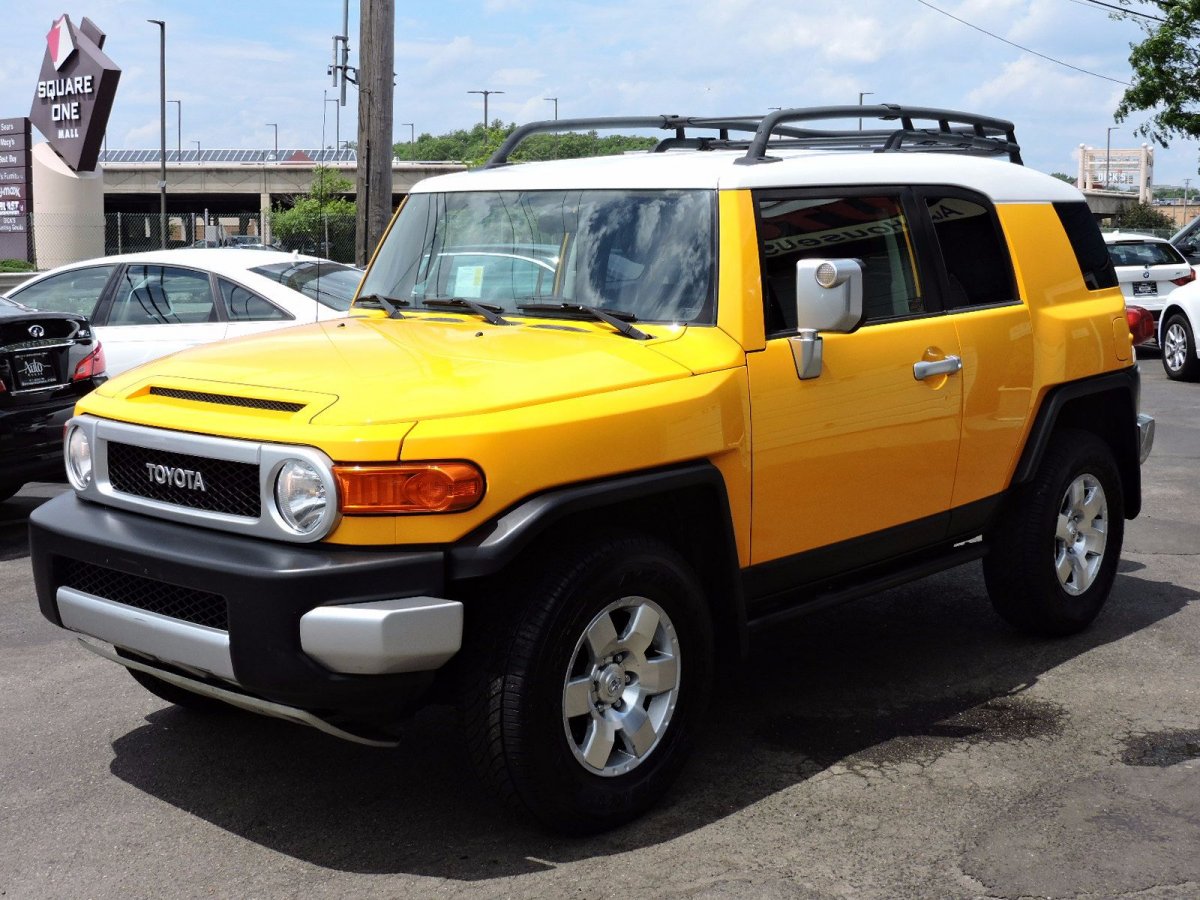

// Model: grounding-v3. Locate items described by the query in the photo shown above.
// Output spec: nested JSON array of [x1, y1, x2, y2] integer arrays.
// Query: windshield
[[360, 189, 717, 324], [250, 261, 364, 311]]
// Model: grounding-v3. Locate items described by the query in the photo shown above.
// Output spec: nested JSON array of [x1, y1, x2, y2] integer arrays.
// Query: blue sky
[[2, 0, 1196, 186]]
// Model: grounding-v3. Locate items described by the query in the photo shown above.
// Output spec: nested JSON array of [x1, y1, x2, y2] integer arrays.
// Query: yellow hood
[[96, 315, 703, 427]]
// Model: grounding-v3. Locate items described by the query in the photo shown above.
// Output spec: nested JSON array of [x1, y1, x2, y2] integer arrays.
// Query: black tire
[[461, 533, 714, 834], [984, 429, 1124, 636], [1161, 313, 1200, 381], [118, 652, 232, 713]]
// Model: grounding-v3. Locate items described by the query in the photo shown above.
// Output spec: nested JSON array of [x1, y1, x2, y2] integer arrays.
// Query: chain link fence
[[7, 211, 359, 271]]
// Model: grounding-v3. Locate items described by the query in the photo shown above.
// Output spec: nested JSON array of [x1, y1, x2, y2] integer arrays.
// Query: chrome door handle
[[913, 355, 963, 380]]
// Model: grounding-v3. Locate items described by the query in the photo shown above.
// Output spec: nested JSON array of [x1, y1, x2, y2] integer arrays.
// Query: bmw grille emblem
[[28, 324, 45, 338]]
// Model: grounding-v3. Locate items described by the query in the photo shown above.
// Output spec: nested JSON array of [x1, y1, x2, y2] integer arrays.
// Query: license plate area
[[1133, 281, 1158, 297], [12, 351, 60, 389]]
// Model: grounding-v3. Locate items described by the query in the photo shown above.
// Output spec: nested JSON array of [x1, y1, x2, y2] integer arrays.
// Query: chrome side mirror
[[790, 258, 864, 380]]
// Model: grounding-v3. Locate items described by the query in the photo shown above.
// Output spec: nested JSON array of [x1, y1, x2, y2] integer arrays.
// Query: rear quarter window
[[1054, 202, 1118, 290]]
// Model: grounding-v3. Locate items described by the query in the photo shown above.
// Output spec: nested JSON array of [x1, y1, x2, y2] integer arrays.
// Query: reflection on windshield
[[359, 189, 716, 324]]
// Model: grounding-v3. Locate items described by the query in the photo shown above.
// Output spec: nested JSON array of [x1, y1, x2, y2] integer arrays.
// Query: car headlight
[[274, 459, 328, 534], [65, 425, 92, 490]]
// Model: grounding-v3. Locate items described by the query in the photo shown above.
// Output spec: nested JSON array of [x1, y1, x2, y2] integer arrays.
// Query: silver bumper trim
[[57, 586, 235, 681], [1137, 413, 1155, 464], [299, 596, 463, 675], [78, 639, 399, 748]]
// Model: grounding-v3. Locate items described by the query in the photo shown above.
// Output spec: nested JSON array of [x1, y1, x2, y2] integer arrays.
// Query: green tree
[[1111, 201, 1176, 232], [1113, 0, 1200, 147], [1050, 172, 1076, 185], [393, 121, 656, 165], [270, 165, 357, 262]]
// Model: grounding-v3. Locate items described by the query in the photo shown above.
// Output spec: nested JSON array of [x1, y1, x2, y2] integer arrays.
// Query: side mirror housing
[[790, 259, 864, 380], [794, 258, 863, 333]]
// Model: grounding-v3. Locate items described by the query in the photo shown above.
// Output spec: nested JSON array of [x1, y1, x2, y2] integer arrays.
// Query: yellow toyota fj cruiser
[[30, 106, 1155, 833]]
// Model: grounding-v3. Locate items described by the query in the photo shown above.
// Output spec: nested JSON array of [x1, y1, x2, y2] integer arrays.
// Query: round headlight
[[65, 426, 92, 489], [274, 459, 328, 534]]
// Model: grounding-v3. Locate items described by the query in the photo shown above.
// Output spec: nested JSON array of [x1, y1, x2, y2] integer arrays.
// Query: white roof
[[1102, 230, 1168, 244], [413, 148, 1083, 205]]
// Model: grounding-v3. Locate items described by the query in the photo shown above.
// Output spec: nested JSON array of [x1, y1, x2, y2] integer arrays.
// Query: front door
[[747, 191, 963, 568]]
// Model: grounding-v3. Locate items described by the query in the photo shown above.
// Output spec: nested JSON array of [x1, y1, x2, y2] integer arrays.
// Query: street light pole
[[858, 91, 874, 131], [1106, 127, 1120, 190], [266, 122, 278, 159], [148, 19, 167, 248], [544, 97, 558, 120], [402, 122, 414, 145], [192, 139, 200, 160], [468, 89, 504, 129], [168, 99, 181, 162]]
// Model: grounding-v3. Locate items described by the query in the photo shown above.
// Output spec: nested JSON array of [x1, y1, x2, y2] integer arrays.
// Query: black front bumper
[[30, 492, 448, 712]]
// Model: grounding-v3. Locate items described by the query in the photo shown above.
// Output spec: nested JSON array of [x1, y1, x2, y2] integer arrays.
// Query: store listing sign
[[28, 14, 120, 173], [0, 117, 31, 261]]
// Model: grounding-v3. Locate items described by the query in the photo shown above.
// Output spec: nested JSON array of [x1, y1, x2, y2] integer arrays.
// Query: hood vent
[[148, 386, 306, 413]]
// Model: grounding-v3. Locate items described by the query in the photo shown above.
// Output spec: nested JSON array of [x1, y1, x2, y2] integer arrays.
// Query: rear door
[[94, 265, 227, 376]]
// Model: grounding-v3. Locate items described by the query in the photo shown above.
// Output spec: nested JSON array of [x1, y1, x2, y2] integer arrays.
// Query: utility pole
[[1184, 178, 1191, 226], [148, 19, 167, 248], [355, 0, 394, 265]]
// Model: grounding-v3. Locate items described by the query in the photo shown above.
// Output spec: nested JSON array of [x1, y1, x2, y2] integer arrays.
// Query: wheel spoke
[[1056, 513, 1073, 543], [581, 717, 617, 769], [1068, 478, 1086, 511], [1080, 485, 1105, 523], [616, 704, 657, 757], [1056, 549, 1074, 584], [1069, 551, 1089, 591], [584, 614, 619, 660], [564, 676, 594, 719], [638, 654, 678, 695], [621, 604, 660, 656]]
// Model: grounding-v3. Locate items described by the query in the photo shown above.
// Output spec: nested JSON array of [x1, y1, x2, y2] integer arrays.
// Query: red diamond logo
[[47, 16, 76, 71]]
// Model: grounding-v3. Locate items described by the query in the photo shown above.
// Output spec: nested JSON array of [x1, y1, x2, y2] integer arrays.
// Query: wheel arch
[[448, 461, 747, 659], [1012, 369, 1142, 519], [1158, 301, 1192, 344]]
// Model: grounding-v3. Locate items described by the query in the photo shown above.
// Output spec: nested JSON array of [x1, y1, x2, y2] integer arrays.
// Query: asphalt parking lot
[[1, 354, 1197, 900]]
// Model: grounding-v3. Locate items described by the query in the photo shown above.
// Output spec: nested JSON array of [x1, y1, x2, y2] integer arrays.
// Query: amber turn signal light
[[333, 462, 485, 514]]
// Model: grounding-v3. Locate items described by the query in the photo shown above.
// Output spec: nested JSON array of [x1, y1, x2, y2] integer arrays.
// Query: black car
[[0, 297, 106, 501]]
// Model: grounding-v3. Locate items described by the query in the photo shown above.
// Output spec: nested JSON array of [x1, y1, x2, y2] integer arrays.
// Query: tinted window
[[219, 279, 292, 321], [923, 194, 1015, 308], [9, 265, 114, 317], [756, 194, 921, 333], [107, 266, 215, 325], [1107, 240, 1187, 268], [249, 261, 362, 312], [1054, 202, 1118, 290]]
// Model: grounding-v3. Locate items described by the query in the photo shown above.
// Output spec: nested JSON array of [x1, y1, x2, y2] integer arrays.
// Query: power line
[[914, 0, 1131, 85], [1077, 0, 1165, 22]]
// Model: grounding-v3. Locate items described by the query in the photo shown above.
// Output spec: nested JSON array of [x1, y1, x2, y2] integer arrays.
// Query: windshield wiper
[[355, 293, 410, 318], [516, 301, 653, 341], [419, 296, 514, 326]]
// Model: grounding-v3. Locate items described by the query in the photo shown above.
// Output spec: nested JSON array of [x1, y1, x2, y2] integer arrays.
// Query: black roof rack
[[483, 105, 1022, 168]]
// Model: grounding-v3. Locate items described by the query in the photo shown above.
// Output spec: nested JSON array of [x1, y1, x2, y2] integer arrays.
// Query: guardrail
[[0, 271, 36, 294]]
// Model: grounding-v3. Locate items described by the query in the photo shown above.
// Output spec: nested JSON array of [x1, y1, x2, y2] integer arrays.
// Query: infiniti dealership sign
[[28, 14, 120, 173]]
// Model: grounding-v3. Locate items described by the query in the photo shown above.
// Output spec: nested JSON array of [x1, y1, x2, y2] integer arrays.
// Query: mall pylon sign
[[0, 118, 32, 262], [28, 14, 120, 173]]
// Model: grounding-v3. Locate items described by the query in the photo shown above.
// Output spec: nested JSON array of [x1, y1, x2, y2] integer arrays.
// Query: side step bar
[[80, 639, 400, 748]]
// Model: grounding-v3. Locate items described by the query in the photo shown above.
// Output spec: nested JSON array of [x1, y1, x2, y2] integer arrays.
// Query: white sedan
[[1151, 277, 1200, 381], [1104, 231, 1195, 319], [2, 249, 363, 376]]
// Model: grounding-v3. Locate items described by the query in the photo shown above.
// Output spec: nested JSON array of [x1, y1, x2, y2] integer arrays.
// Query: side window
[[219, 279, 292, 321], [9, 265, 115, 317], [108, 266, 216, 325], [923, 193, 1016, 308], [1054, 201, 1118, 290], [756, 194, 922, 334]]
